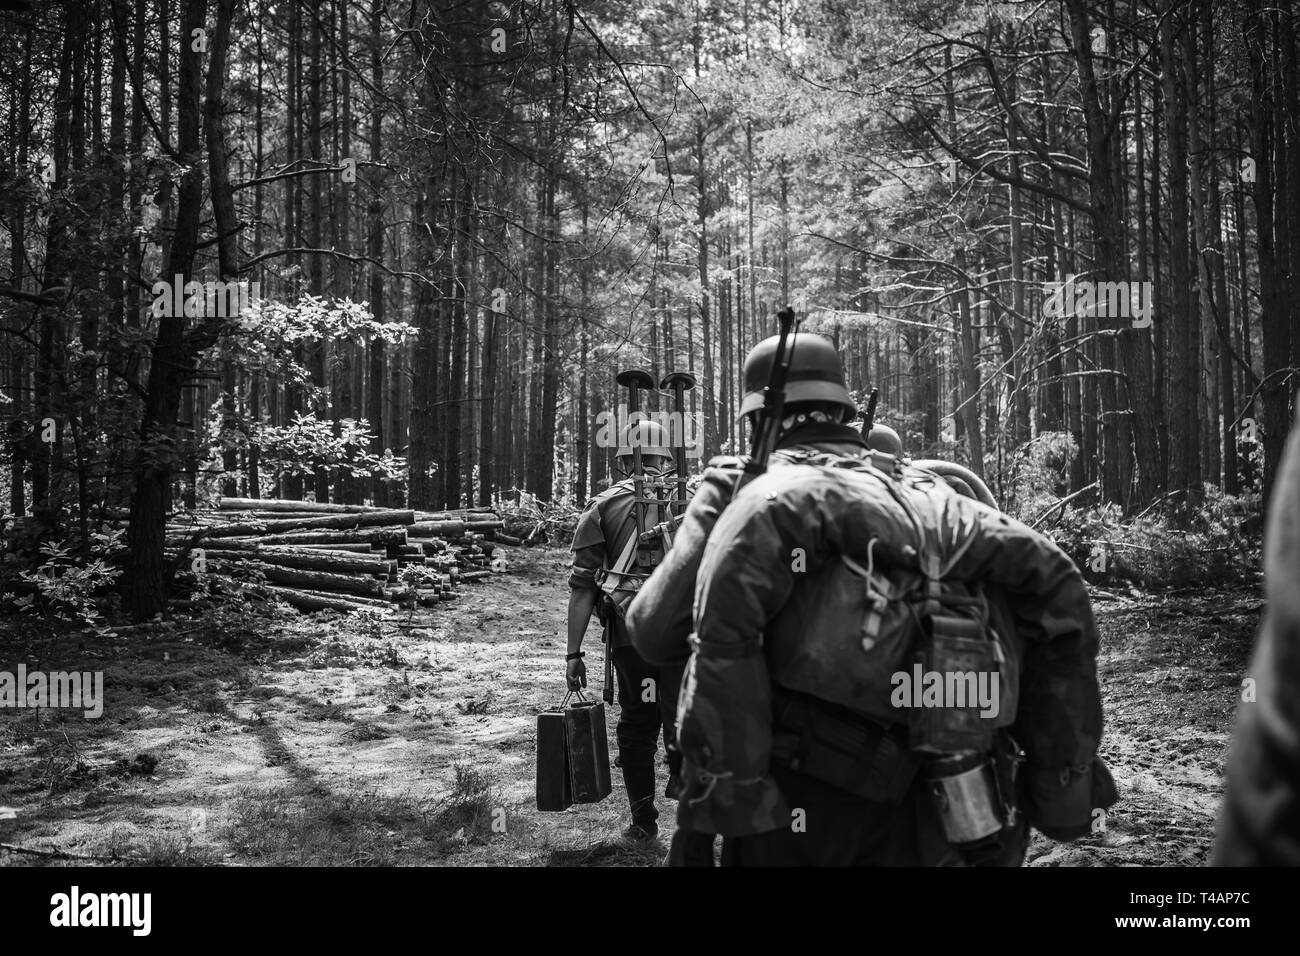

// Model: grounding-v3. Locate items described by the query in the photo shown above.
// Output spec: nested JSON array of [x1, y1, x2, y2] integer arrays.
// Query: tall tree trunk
[[1160, 1, 1202, 502], [125, 0, 218, 618], [1243, 0, 1289, 502], [366, 0, 386, 506]]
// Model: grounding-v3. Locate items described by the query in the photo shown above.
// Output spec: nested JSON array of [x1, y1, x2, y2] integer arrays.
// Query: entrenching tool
[[603, 367, 657, 705], [660, 370, 697, 518], [615, 368, 657, 538]]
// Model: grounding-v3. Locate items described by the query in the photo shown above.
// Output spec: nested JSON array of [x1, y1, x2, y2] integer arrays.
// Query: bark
[[125, 0, 214, 619]]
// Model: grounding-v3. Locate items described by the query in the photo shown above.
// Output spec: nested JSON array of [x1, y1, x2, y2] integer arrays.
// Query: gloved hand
[[1021, 758, 1119, 842], [566, 657, 587, 691]]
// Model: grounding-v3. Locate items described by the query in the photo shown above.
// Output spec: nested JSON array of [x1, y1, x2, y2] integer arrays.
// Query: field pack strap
[[841, 541, 892, 653], [924, 552, 942, 617], [598, 504, 650, 599], [598, 532, 641, 597]]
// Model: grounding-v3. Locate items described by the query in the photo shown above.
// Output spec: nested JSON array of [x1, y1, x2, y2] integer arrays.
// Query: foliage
[[201, 411, 407, 502], [236, 294, 417, 348], [346, 607, 392, 640], [496, 489, 582, 543], [1046, 486, 1262, 591], [996, 432, 1079, 521], [4, 531, 124, 629]]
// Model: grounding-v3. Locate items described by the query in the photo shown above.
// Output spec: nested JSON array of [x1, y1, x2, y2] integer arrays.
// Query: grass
[[221, 763, 509, 865]]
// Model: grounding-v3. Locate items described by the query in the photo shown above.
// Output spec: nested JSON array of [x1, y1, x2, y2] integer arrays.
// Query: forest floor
[[0, 546, 1263, 867]]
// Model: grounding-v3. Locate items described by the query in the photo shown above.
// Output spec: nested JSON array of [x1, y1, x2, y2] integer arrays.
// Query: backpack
[[760, 450, 1019, 754]]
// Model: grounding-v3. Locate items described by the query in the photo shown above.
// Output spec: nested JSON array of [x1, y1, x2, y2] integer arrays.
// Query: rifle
[[861, 386, 880, 437], [733, 305, 800, 499]]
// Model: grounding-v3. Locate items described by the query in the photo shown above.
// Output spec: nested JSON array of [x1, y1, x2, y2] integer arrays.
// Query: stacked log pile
[[164, 498, 506, 614]]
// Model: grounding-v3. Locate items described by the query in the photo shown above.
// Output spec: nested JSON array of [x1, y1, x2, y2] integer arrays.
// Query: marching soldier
[[566, 418, 683, 844], [630, 327, 1116, 865], [629, 332, 877, 864], [1214, 409, 1300, 865]]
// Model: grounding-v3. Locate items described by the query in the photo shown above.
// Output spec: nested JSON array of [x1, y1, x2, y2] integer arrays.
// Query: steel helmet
[[616, 419, 673, 460], [740, 332, 855, 418], [866, 424, 903, 456]]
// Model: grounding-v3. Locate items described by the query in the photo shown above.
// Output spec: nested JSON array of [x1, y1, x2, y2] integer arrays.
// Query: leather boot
[[620, 759, 659, 832]]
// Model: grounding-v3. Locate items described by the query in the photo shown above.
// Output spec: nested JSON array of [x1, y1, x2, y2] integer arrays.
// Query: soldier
[[631, 330, 1116, 865], [566, 419, 681, 844], [629, 333, 873, 864], [1214, 410, 1300, 865]]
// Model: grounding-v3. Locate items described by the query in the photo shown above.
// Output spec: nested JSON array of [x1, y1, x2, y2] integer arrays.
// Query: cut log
[[255, 528, 407, 547], [208, 559, 385, 597], [495, 533, 523, 546], [220, 497, 383, 514], [294, 587, 392, 608], [198, 510, 415, 539], [262, 586, 377, 614], [261, 542, 379, 554], [164, 503, 503, 617], [240, 511, 373, 522], [192, 538, 258, 552], [408, 520, 467, 537], [202, 548, 389, 576]]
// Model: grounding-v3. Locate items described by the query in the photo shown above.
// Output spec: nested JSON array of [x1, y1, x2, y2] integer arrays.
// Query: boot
[[620, 760, 659, 836]]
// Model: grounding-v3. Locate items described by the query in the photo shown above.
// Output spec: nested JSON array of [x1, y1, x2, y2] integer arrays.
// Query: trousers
[[611, 641, 665, 827], [720, 763, 1028, 867]]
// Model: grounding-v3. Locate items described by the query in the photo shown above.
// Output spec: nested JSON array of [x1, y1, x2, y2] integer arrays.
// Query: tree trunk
[[125, 0, 215, 619]]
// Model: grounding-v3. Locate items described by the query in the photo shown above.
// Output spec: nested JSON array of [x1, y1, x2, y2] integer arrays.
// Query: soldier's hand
[[566, 657, 587, 691]]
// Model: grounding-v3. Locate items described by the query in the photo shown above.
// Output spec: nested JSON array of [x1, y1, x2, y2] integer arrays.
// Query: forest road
[[0, 550, 1260, 867]]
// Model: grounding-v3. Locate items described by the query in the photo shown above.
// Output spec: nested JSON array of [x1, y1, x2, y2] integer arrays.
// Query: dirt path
[[0, 548, 1262, 867]]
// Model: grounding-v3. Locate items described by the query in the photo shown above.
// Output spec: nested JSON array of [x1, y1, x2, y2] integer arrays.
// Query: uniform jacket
[[571, 475, 694, 647], [1214, 416, 1300, 865], [627, 422, 868, 664], [667, 450, 1108, 837], [569, 478, 638, 647]]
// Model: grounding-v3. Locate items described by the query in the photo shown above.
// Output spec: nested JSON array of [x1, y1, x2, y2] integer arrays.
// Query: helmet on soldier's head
[[740, 332, 855, 419], [616, 419, 673, 462], [866, 424, 903, 456]]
